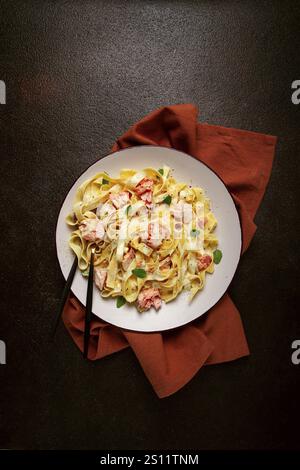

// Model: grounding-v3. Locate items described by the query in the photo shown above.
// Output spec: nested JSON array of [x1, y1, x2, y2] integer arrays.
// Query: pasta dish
[[66, 165, 221, 311]]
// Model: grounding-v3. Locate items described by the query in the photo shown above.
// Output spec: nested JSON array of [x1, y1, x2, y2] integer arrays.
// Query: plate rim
[[55, 144, 243, 332]]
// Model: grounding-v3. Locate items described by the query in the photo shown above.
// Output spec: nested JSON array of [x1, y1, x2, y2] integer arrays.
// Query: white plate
[[56, 145, 241, 332]]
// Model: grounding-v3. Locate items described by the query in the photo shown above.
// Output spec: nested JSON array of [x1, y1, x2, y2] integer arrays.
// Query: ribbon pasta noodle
[[67, 166, 219, 312]]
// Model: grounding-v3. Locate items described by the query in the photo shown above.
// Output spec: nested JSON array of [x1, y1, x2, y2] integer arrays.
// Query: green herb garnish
[[132, 268, 147, 278], [213, 249, 223, 264], [116, 296, 126, 308], [126, 205, 131, 216], [158, 168, 164, 175], [162, 195, 172, 205], [102, 178, 109, 185], [190, 229, 200, 237]]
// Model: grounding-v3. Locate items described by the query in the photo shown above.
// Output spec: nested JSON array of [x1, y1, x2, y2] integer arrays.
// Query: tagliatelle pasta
[[66, 165, 220, 312]]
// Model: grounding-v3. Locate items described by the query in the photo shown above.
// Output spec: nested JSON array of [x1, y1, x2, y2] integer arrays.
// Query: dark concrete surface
[[0, 0, 299, 450]]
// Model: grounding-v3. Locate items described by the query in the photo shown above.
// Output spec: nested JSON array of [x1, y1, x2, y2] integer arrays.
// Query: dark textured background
[[0, 0, 299, 450]]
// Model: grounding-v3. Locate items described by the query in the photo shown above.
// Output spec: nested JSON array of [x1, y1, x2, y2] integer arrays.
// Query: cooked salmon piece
[[122, 247, 135, 271], [146, 238, 161, 249], [96, 201, 116, 219], [197, 254, 212, 271], [140, 190, 153, 207], [141, 222, 170, 249], [135, 177, 154, 196], [137, 287, 162, 311], [94, 268, 107, 290], [79, 219, 105, 242], [109, 191, 130, 209], [134, 178, 154, 208]]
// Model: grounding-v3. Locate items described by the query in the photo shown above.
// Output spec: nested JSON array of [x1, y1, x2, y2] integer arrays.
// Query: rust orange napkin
[[62, 104, 277, 398]]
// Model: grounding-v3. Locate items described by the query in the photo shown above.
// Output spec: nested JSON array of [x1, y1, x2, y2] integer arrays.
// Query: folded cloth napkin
[[62, 104, 277, 398]]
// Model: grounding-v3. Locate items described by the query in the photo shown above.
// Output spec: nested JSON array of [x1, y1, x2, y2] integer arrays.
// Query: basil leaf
[[162, 195, 172, 205], [213, 249, 223, 264], [116, 296, 126, 308], [102, 178, 109, 185], [126, 205, 131, 216], [132, 268, 147, 278], [158, 168, 164, 175], [190, 229, 200, 237]]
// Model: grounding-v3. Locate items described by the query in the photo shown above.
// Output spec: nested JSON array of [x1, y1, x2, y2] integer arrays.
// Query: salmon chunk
[[94, 268, 107, 290], [96, 201, 116, 219], [140, 190, 153, 207], [122, 248, 135, 271], [109, 191, 130, 209], [142, 222, 170, 249], [135, 178, 154, 208], [79, 219, 105, 242], [137, 288, 162, 311], [135, 177, 154, 196], [197, 254, 212, 271]]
